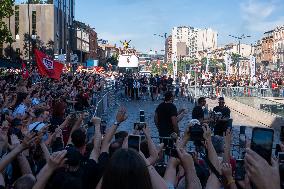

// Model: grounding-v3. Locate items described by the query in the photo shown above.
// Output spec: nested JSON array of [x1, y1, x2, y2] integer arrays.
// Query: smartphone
[[133, 122, 146, 130], [235, 159, 246, 181], [251, 128, 274, 164], [164, 147, 178, 158], [140, 110, 145, 123], [280, 126, 284, 142], [128, 135, 141, 151], [240, 126, 246, 135], [279, 152, 284, 164]]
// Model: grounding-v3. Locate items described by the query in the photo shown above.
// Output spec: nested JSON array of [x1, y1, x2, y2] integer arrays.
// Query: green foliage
[[106, 55, 118, 66], [4, 45, 21, 60], [0, 0, 15, 46], [25, 0, 45, 3], [231, 53, 241, 66], [201, 57, 207, 66], [23, 33, 51, 59], [45, 0, 53, 3]]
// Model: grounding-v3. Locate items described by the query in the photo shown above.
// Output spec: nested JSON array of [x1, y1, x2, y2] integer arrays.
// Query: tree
[[231, 53, 240, 66], [45, 40, 54, 58], [45, 0, 53, 3], [0, 0, 15, 56], [25, 0, 44, 3], [23, 33, 45, 59], [4, 45, 21, 60], [231, 53, 241, 75], [106, 54, 118, 66]]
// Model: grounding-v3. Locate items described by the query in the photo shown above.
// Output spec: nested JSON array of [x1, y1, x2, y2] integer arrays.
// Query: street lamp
[[153, 33, 167, 61], [229, 34, 251, 76]]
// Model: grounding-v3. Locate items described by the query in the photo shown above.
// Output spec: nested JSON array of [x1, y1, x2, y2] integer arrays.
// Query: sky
[[76, 0, 284, 53]]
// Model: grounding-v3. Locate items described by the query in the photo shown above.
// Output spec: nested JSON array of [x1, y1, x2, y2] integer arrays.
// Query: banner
[[224, 54, 232, 76], [21, 61, 29, 80], [34, 49, 64, 80], [250, 55, 256, 79]]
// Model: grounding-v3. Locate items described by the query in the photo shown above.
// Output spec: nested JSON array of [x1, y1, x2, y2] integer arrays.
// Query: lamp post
[[154, 33, 167, 62], [229, 34, 251, 77]]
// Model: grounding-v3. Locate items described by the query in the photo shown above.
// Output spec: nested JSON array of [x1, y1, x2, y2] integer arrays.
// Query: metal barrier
[[187, 85, 284, 98]]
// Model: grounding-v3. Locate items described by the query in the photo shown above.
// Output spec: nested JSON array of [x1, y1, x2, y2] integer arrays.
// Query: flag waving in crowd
[[21, 61, 29, 80], [34, 49, 64, 80]]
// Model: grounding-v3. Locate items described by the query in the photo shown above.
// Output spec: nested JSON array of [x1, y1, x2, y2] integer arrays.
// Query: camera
[[188, 124, 204, 141], [134, 122, 146, 130]]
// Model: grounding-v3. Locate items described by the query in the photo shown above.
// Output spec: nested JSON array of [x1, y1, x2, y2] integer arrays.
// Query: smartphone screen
[[235, 159, 245, 180], [240, 126, 246, 135], [251, 128, 274, 164], [279, 152, 284, 164], [140, 115, 145, 123], [128, 135, 141, 151], [140, 110, 145, 122]]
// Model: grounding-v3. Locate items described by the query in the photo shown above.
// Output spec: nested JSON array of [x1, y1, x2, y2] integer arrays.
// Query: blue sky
[[76, 0, 284, 53]]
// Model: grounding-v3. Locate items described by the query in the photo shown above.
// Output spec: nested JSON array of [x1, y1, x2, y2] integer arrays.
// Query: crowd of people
[[121, 71, 284, 102], [198, 71, 284, 89], [0, 68, 283, 189]]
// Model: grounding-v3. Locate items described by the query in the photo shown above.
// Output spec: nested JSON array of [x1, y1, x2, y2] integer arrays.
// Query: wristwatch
[[114, 122, 120, 126]]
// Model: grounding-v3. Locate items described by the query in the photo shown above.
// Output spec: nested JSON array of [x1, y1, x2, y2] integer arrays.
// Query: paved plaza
[[107, 92, 263, 143]]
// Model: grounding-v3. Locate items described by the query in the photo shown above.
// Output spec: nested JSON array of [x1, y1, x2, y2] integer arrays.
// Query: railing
[[187, 85, 284, 98], [187, 85, 284, 117]]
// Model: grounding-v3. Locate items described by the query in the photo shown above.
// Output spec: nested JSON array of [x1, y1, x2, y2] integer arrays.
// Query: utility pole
[[154, 33, 167, 63]]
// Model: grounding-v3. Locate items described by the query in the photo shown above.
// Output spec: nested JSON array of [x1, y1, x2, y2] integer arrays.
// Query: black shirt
[[192, 106, 204, 120], [155, 102, 178, 137], [213, 106, 230, 118], [213, 106, 231, 136]]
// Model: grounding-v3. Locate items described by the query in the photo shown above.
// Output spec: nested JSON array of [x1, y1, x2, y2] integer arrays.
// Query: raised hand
[[21, 132, 37, 149], [245, 148, 280, 189], [47, 150, 67, 170], [116, 106, 127, 123], [92, 116, 101, 126]]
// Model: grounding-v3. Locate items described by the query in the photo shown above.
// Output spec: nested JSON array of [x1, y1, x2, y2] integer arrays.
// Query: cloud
[[240, 0, 284, 32]]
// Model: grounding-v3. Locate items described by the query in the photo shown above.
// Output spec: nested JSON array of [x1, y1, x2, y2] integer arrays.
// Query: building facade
[[1, 1, 75, 60], [261, 30, 274, 65], [196, 28, 218, 51], [273, 26, 284, 66], [171, 26, 218, 62], [73, 21, 98, 63]]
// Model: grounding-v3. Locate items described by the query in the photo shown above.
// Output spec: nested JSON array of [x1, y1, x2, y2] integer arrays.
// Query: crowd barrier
[[187, 85, 284, 98]]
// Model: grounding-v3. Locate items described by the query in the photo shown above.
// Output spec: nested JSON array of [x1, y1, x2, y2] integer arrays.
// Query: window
[[15, 6, 19, 36], [32, 11, 36, 35]]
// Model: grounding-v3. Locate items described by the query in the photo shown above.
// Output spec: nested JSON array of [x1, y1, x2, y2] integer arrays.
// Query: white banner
[[118, 55, 139, 68], [250, 55, 256, 78], [224, 54, 231, 76]]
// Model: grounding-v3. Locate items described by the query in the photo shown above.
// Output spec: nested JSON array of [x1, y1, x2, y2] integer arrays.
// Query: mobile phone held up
[[128, 135, 141, 152], [164, 147, 179, 158], [251, 127, 274, 164], [133, 122, 146, 130], [140, 110, 145, 123], [235, 159, 245, 181]]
